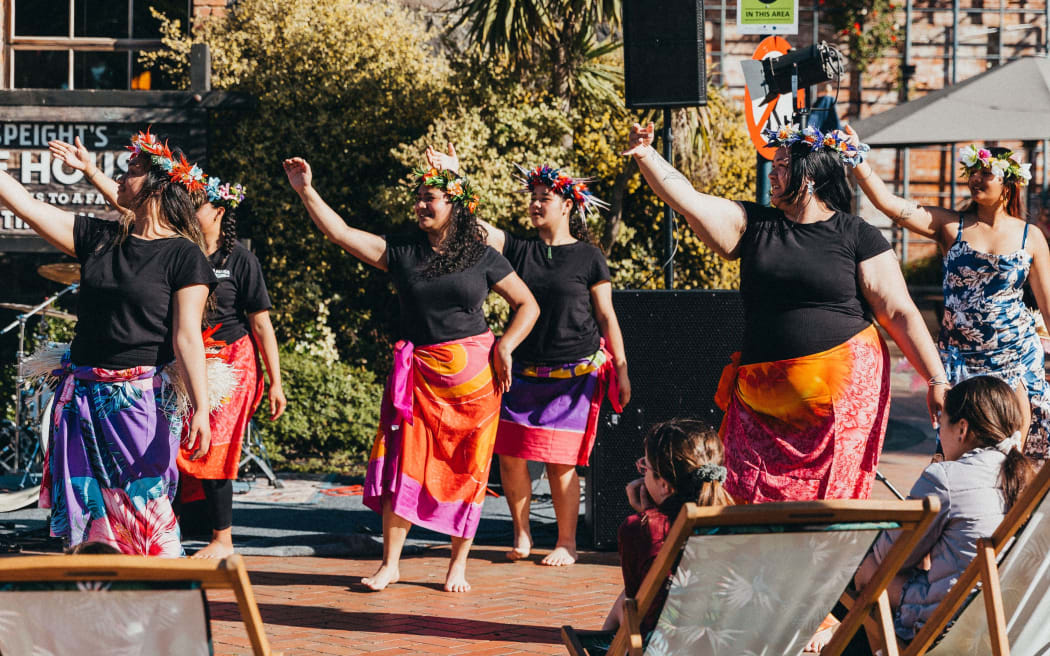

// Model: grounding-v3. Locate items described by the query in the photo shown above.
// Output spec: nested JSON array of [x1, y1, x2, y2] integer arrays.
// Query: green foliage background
[[145, 0, 757, 468]]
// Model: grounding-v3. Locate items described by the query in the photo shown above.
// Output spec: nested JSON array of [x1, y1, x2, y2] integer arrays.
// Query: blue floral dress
[[939, 215, 1049, 460]]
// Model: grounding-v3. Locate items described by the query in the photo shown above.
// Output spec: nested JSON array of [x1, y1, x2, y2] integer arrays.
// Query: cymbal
[[37, 263, 80, 285], [0, 303, 76, 321]]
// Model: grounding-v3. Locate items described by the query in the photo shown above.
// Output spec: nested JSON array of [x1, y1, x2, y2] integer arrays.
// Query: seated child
[[577, 419, 732, 655], [809, 375, 1034, 653]]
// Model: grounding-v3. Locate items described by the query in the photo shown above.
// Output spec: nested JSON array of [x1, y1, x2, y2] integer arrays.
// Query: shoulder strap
[[955, 213, 966, 243], [1023, 219, 1031, 249]]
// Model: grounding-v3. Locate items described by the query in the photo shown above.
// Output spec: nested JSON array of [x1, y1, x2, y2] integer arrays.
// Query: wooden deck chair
[[562, 497, 940, 656], [856, 460, 1050, 656], [0, 553, 276, 656]]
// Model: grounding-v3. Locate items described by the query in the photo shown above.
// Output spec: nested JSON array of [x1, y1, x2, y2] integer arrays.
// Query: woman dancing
[[426, 144, 630, 566], [625, 122, 947, 503], [5, 129, 215, 554], [51, 137, 287, 557], [284, 156, 538, 592], [846, 127, 1050, 461]]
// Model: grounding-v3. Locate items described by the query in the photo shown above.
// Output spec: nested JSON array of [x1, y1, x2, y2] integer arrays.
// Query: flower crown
[[761, 125, 869, 167], [958, 145, 1032, 185], [127, 128, 206, 193], [205, 176, 247, 209], [515, 164, 609, 219], [412, 167, 480, 214]]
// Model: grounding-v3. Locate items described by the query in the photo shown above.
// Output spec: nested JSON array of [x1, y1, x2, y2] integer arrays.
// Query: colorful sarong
[[363, 332, 501, 539], [494, 345, 622, 466], [715, 324, 890, 503], [178, 332, 262, 501], [39, 359, 183, 556]]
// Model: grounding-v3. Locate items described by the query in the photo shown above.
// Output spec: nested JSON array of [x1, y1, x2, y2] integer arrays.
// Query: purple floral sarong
[[39, 359, 183, 557]]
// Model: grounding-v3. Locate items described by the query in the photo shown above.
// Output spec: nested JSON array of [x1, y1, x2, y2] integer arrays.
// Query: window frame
[[3, 0, 183, 90]]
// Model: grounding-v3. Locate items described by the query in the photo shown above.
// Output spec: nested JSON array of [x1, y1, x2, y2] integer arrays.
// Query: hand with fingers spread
[[49, 137, 94, 174], [623, 122, 656, 158], [842, 124, 862, 149], [283, 157, 312, 193], [425, 143, 460, 174]]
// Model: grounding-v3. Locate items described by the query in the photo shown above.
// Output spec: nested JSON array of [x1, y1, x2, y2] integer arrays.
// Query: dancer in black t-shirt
[[625, 122, 947, 503], [426, 145, 630, 567], [2, 129, 214, 555], [52, 139, 286, 559], [283, 156, 538, 592]]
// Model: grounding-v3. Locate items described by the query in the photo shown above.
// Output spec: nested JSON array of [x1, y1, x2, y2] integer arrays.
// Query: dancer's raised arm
[[623, 122, 747, 259], [49, 137, 123, 211], [0, 170, 75, 256], [283, 157, 388, 270], [844, 125, 955, 243]]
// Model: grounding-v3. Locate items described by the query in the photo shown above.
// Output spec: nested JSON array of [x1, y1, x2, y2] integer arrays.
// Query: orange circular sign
[[744, 36, 804, 161]]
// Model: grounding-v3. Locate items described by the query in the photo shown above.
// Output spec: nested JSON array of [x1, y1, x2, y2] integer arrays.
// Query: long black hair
[[417, 197, 488, 280], [568, 207, 597, 245], [781, 142, 853, 213], [109, 149, 206, 252]]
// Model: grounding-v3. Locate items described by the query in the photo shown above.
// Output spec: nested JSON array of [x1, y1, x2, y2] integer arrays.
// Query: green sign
[[737, 0, 798, 34]]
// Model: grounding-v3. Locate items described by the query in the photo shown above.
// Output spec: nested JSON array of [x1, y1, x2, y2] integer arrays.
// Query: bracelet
[[927, 376, 949, 386]]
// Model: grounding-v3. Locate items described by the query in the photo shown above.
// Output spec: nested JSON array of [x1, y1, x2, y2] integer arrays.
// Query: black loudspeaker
[[623, 0, 707, 108], [586, 290, 743, 550]]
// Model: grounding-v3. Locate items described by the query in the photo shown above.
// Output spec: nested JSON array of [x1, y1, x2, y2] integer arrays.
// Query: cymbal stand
[[1, 282, 78, 473]]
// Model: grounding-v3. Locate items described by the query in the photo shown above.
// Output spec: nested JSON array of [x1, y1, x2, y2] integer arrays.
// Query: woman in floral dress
[[848, 127, 1050, 460]]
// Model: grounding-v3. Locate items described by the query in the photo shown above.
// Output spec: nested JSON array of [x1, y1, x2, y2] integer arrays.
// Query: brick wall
[[193, 0, 228, 21]]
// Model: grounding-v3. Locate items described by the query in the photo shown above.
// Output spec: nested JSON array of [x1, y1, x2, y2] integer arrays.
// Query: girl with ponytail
[[426, 144, 631, 568], [812, 375, 1035, 651], [584, 419, 731, 654]]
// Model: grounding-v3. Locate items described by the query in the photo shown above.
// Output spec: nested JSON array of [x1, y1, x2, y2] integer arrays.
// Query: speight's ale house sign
[[0, 90, 248, 252]]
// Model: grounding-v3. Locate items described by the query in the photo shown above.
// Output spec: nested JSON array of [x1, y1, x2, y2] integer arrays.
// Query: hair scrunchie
[[691, 463, 727, 485], [995, 431, 1023, 454]]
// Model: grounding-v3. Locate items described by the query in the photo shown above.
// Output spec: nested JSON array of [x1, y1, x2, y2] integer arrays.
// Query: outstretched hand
[[622, 122, 656, 157], [842, 124, 862, 149], [283, 157, 312, 192], [425, 143, 460, 173], [49, 137, 93, 173]]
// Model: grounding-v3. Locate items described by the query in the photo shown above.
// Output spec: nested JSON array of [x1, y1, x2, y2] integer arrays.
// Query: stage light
[[742, 42, 845, 106]]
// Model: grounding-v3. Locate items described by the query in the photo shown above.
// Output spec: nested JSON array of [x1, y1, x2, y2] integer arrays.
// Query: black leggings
[[201, 479, 234, 532]]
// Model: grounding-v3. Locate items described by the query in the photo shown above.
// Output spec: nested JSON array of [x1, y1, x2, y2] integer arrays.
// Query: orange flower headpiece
[[127, 128, 206, 193]]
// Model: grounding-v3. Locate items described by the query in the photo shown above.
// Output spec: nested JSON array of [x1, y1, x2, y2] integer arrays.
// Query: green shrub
[[253, 346, 384, 471], [902, 255, 943, 287]]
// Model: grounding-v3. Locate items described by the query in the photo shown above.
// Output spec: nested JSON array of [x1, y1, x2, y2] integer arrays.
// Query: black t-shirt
[[70, 216, 217, 369], [385, 232, 514, 346], [502, 232, 611, 364], [206, 243, 272, 345], [738, 201, 892, 364]]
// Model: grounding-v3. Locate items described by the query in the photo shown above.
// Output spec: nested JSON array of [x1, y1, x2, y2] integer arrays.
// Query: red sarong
[[178, 332, 264, 493], [715, 325, 890, 503]]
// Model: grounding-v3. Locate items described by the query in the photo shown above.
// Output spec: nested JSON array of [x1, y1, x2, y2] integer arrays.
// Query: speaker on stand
[[585, 290, 744, 550]]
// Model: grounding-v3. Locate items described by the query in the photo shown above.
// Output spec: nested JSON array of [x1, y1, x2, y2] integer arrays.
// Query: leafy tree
[[143, 0, 453, 366]]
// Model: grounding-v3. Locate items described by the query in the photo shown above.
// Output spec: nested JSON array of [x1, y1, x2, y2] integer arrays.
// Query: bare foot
[[506, 532, 533, 561], [444, 561, 471, 593], [191, 540, 235, 560], [361, 564, 399, 591], [541, 543, 577, 567]]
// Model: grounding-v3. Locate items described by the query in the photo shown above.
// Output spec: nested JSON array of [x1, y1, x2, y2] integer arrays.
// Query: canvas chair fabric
[[562, 498, 940, 656], [0, 553, 275, 656]]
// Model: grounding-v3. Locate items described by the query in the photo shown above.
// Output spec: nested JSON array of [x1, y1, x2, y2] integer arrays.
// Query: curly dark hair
[[417, 199, 489, 280]]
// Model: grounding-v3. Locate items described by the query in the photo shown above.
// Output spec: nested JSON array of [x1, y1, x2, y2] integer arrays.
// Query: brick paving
[[208, 547, 623, 655]]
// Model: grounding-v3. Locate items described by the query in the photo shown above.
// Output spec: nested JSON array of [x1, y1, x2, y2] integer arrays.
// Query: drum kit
[[0, 263, 79, 498]]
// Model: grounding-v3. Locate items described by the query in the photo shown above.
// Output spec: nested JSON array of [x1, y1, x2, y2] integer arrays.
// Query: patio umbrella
[[851, 56, 1050, 147]]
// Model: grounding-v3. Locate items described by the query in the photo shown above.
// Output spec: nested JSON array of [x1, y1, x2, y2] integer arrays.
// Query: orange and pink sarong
[[364, 332, 501, 539], [715, 324, 890, 503]]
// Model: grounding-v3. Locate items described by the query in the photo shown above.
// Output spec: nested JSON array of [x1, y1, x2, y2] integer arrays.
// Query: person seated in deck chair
[[579, 419, 734, 656], [808, 376, 1035, 653]]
